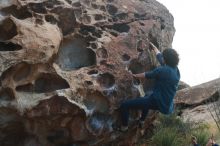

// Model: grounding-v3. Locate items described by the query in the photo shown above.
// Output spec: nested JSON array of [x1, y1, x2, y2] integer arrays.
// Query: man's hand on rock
[[132, 74, 138, 78], [149, 42, 160, 55], [132, 73, 145, 78]]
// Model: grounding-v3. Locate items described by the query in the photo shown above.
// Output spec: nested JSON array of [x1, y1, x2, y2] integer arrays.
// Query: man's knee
[[120, 102, 126, 110], [120, 101, 129, 110]]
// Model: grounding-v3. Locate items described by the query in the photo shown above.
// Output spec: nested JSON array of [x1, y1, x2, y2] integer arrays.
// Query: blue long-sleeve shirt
[[144, 53, 180, 114]]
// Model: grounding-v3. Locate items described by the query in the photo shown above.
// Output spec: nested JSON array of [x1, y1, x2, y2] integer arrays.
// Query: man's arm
[[149, 42, 165, 66], [149, 42, 160, 55], [132, 67, 161, 80]]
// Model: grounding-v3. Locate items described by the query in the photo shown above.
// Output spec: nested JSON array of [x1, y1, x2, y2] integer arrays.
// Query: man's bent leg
[[140, 95, 158, 121], [120, 97, 149, 127]]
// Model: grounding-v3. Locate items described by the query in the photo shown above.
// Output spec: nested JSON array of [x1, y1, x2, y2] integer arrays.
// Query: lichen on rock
[[0, 0, 175, 145]]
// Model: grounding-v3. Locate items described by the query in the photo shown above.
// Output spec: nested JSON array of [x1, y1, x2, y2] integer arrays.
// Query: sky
[[157, 0, 220, 86]]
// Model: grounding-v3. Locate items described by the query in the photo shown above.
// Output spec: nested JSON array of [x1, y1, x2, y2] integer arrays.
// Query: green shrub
[[147, 113, 211, 146], [191, 124, 210, 146], [157, 113, 191, 134], [151, 127, 185, 146], [192, 132, 209, 146], [208, 95, 220, 132]]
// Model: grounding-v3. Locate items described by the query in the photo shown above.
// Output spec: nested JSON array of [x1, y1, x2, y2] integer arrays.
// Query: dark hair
[[162, 48, 179, 67]]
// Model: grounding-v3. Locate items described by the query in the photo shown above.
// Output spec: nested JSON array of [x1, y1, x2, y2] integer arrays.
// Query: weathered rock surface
[[0, 0, 175, 145], [182, 101, 219, 123], [178, 81, 190, 90]]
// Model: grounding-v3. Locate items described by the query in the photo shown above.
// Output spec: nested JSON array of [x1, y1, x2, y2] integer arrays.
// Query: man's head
[[162, 48, 179, 67]]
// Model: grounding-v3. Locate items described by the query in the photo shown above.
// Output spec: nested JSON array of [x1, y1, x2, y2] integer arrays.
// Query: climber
[[118, 42, 180, 132]]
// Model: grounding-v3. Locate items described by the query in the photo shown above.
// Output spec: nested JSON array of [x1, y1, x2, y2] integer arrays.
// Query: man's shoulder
[[156, 66, 180, 79], [154, 66, 180, 74]]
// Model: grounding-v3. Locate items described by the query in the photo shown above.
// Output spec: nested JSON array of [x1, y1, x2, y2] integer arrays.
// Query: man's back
[[145, 52, 180, 114], [152, 65, 180, 114]]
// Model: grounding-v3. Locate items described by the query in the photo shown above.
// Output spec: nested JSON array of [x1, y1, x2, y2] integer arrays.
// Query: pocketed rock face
[[0, 0, 175, 145]]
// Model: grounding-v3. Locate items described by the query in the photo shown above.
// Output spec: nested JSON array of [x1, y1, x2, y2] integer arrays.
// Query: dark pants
[[120, 94, 158, 126]]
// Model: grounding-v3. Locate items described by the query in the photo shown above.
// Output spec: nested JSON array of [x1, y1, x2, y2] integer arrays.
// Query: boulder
[[0, 0, 175, 145], [178, 81, 190, 90], [181, 101, 219, 123], [178, 80, 220, 134], [175, 78, 220, 106]]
